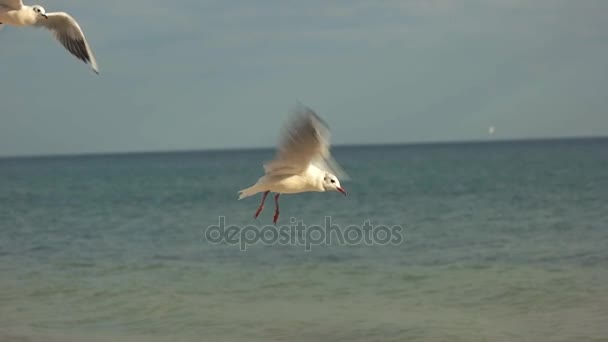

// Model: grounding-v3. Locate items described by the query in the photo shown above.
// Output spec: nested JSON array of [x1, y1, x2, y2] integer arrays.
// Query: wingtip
[[89, 57, 99, 75], [293, 103, 328, 129]]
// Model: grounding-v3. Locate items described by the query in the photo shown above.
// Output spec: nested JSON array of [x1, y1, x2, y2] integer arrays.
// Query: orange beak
[[337, 187, 347, 196]]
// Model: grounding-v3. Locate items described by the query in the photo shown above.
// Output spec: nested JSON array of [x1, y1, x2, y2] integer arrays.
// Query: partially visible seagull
[[238, 105, 348, 224], [0, 0, 99, 73]]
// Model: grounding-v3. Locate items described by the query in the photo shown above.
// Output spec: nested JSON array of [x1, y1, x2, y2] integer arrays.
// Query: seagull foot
[[254, 206, 264, 219], [254, 191, 270, 219], [273, 193, 281, 225]]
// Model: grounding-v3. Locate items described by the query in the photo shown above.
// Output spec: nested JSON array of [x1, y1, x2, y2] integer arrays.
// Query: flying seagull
[[0, 0, 99, 73], [238, 105, 348, 224]]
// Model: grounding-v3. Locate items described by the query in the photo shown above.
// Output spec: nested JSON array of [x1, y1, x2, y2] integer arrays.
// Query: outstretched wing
[[264, 105, 348, 179], [0, 0, 23, 10], [35, 12, 99, 74]]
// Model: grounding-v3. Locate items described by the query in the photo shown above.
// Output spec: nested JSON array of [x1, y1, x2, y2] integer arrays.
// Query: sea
[[1, 138, 607, 342]]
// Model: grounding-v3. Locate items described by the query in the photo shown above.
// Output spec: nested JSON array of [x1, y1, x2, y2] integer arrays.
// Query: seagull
[[0, 0, 99, 73], [238, 105, 348, 224]]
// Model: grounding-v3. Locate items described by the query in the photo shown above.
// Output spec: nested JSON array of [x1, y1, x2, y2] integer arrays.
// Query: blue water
[[1, 139, 607, 341]]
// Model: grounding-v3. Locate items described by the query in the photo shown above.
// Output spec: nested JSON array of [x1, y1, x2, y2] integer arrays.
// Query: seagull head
[[32, 5, 48, 19], [322, 173, 346, 196]]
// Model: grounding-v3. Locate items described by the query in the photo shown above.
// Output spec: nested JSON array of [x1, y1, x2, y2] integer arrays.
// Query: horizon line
[[1, 135, 607, 161]]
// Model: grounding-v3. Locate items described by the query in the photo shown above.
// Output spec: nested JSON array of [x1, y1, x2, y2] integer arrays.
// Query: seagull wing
[[34, 12, 99, 74], [312, 153, 350, 181], [264, 105, 348, 179], [0, 0, 23, 10]]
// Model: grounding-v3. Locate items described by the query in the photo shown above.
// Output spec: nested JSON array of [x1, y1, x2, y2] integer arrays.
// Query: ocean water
[[1, 139, 607, 342]]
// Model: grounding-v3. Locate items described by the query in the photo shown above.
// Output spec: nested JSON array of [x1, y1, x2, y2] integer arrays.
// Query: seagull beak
[[42, 14, 48, 19], [337, 187, 347, 196]]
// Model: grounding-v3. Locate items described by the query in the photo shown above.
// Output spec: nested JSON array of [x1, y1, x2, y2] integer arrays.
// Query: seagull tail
[[238, 184, 264, 200]]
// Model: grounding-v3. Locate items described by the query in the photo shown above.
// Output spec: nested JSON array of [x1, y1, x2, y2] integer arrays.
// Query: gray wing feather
[[264, 105, 348, 179], [35, 12, 99, 74]]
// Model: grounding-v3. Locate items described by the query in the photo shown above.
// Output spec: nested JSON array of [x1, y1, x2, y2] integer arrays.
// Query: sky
[[1, 0, 607, 156]]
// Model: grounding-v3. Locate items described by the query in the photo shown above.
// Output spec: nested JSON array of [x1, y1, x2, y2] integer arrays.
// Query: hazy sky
[[1, 0, 607, 156]]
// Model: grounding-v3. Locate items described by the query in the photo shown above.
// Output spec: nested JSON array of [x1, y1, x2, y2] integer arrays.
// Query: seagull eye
[[330, 179, 335, 183]]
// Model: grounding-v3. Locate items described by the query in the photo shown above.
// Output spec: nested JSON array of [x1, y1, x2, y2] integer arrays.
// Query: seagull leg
[[273, 194, 281, 224], [254, 191, 270, 219]]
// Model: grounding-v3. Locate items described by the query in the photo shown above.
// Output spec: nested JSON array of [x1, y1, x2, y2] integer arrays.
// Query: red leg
[[273, 194, 281, 224], [254, 191, 270, 219]]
